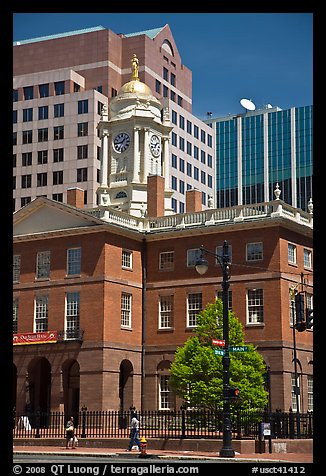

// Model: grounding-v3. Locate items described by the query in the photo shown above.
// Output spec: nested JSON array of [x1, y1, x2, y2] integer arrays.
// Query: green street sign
[[229, 345, 249, 353], [214, 348, 225, 356]]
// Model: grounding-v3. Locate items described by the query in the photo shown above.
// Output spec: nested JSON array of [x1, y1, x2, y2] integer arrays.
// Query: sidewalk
[[13, 444, 313, 463]]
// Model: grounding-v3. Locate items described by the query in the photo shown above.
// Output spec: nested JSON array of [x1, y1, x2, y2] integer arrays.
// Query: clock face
[[113, 132, 130, 153], [150, 134, 161, 157]]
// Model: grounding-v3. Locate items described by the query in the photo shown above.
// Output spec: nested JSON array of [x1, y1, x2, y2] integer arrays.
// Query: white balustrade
[[87, 199, 313, 233]]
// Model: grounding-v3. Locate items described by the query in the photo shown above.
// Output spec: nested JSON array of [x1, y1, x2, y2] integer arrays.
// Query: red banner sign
[[212, 338, 225, 347], [13, 331, 58, 346]]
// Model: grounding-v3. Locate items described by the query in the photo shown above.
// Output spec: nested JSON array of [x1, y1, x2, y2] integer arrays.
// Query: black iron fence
[[13, 409, 313, 440]]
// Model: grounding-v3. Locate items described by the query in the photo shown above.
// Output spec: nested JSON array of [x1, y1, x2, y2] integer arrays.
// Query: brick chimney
[[147, 175, 165, 217], [186, 188, 202, 212], [67, 187, 84, 208]]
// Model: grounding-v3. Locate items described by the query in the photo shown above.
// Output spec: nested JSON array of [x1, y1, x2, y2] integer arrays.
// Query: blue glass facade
[[214, 119, 238, 207], [207, 105, 313, 211], [267, 109, 292, 206], [242, 114, 265, 205], [295, 106, 313, 211]]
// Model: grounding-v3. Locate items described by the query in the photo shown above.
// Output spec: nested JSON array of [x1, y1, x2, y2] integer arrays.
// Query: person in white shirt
[[126, 411, 141, 451]]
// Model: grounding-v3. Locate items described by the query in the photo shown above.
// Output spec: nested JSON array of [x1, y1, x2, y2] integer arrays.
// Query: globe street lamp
[[195, 240, 235, 457], [289, 286, 301, 437]]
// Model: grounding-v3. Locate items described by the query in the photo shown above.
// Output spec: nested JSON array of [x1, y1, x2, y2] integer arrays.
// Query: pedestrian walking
[[126, 411, 141, 451], [65, 416, 76, 449]]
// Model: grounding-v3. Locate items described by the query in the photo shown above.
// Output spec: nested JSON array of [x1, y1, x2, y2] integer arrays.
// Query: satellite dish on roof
[[240, 98, 256, 111]]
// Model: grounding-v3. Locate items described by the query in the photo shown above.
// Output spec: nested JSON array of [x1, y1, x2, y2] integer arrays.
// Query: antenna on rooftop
[[240, 98, 256, 112]]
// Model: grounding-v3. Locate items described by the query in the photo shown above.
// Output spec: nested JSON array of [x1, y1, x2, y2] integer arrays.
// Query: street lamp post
[[195, 240, 235, 457], [289, 287, 301, 437]]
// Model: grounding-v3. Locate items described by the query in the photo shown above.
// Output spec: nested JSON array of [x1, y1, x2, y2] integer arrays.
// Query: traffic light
[[294, 292, 306, 332], [306, 308, 313, 330], [228, 387, 240, 398]]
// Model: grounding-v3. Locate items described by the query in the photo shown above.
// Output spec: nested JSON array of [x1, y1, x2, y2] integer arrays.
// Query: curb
[[13, 450, 304, 463]]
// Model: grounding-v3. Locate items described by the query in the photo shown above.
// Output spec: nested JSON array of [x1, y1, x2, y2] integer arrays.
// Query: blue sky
[[13, 13, 313, 119]]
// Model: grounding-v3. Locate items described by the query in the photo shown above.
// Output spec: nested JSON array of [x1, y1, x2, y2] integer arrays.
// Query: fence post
[[181, 410, 186, 438], [236, 407, 241, 439], [289, 411, 295, 439], [35, 410, 40, 438], [81, 406, 87, 438], [308, 412, 313, 438]]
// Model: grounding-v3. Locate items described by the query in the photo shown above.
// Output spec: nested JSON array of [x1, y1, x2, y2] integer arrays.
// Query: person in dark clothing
[[65, 416, 75, 449]]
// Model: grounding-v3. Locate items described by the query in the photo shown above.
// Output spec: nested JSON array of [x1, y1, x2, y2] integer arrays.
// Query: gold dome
[[118, 79, 153, 96]]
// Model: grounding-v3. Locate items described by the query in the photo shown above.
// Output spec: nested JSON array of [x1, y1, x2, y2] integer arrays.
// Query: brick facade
[[13, 199, 313, 414]]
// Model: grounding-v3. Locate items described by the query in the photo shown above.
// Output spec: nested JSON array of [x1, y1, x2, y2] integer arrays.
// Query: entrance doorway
[[119, 359, 133, 411], [27, 357, 51, 414], [62, 360, 80, 422], [13, 363, 17, 411], [13, 364, 17, 427]]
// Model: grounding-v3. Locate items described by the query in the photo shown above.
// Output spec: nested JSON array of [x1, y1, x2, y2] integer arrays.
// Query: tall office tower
[[13, 25, 215, 212], [205, 105, 313, 211]]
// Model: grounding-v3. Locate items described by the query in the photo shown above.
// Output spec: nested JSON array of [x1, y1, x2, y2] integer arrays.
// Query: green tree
[[169, 299, 268, 410]]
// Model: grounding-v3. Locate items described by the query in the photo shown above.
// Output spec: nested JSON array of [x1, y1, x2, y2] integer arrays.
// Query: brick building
[[13, 25, 215, 213], [13, 187, 313, 414]]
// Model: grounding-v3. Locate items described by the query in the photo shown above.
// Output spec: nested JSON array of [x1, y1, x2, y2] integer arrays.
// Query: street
[[12, 450, 315, 476]]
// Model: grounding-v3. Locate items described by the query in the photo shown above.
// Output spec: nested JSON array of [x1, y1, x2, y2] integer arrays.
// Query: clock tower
[[97, 54, 173, 217]]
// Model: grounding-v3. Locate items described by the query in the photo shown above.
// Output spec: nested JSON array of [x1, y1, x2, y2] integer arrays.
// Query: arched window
[[162, 39, 174, 56], [116, 191, 127, 199], [119, 359, 134, 412], [62, 359, 80, 420]]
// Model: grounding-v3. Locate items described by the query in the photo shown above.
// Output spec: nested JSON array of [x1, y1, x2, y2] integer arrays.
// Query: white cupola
[[97, 54, 173, 217]]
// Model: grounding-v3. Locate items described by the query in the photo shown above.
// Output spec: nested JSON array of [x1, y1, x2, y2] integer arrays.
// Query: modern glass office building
[[205, 105, 313, 211]]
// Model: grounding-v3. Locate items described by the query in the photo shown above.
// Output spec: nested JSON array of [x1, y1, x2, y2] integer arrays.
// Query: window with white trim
[[159, 251, 174, 271], [13, 255, 21, 282], [306, 293, 313, 310], [13, 298, 18, 334], [187, 293, 202, 327], [34, 295, 48, 332], [67, 248, 81, 275], [159, 295, 174, 328], [288, 243, 297, 265], [306, 293, 313, 331], [187, 248, 202, 268], [216, 245, 232, 264], [247, 289, 264, 324], [36, 251, 51, 279], [307, 376, 313, 411], [66, 292, 80, 339], [159, 375, 172, 410], [246, 242, 263, 261], [121, 293, 132, 328], [122, 250, 132, 269], [216, 290, 232, 310], [291, 373, 301, 412], [303, 248, 312, 269]]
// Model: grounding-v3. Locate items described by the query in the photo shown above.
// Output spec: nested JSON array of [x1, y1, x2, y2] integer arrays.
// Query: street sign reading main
[[229, 345, 249, 352]]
